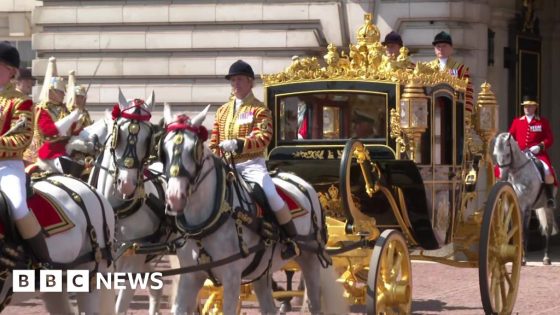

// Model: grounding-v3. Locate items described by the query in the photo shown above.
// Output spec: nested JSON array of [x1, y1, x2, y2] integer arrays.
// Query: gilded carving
[[262, 13, 468, 91], [318, 186, 339, 217], [292, 150, 324, 159]]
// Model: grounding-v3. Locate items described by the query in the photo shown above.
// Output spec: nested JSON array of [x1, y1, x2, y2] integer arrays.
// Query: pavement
[[3, 243, 560, 314]]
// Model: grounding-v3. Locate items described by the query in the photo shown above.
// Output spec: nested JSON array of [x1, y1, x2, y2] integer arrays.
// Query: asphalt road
[[4, 245, 560, 314]]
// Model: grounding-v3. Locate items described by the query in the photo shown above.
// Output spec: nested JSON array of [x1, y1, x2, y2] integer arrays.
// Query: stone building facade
[[3, 0, 560, 172]]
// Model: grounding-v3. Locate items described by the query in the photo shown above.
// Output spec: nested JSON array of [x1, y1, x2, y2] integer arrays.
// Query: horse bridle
[[497, 133, 532, 173], [162, 115, 212, 199], [110, 105, 154, 193]]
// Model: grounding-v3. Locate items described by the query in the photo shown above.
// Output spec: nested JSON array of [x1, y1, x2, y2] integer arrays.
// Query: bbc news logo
[[13, 270, 163, 292]]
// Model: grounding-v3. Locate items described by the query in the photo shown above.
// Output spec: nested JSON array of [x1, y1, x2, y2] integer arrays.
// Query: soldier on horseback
[[509, 95, 556, 208], [33, 58, 87, 174], [209, 59, 300, 259], [0, 42, 50, 262]]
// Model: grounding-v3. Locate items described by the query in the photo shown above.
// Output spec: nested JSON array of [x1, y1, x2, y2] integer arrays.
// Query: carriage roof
[[262, 13, 468, 92]]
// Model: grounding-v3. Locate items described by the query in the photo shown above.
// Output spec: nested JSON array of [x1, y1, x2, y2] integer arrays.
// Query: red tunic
[[509, 115, 553, 169], [36, 106, 69, 160]]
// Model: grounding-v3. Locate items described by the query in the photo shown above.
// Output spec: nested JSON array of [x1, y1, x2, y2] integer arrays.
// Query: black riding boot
[[15, 212, 52, 264], [545, 183, 556, 209], [280, 220, 301, 260]]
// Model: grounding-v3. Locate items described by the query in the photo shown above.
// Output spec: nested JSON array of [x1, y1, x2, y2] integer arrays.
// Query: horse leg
[[42, 292, 74, 314], [278, 270, 294, 313], [535, 207, 553, 265], [146, 262, 163, 315], [522, 208, 531, 266], [171, 272, 206, 315], [115, 254, 146, 314], [295, 252, 321, 315], [221, 272, 243, 315], [543, 232, 551, 265], [75, 260, 115, 315], [252, 273, 277, 315]]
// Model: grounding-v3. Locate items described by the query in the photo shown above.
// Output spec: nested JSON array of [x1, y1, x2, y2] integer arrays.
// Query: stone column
[[486, 0, 515, 131]]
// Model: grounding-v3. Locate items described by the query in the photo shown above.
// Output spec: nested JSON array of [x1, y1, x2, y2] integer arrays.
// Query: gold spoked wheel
[[366, 229, 412, 315], [479, 182, 522, 315]]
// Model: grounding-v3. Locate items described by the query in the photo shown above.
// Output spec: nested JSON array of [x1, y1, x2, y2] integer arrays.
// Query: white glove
[[219, 139, 238, 152], [529, 145, 541, 154]]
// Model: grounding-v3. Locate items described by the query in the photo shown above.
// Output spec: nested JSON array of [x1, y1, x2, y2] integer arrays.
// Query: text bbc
[[13, 270, 163, 292]]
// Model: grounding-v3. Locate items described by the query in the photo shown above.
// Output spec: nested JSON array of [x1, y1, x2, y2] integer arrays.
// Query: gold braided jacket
[[0, 84, 34, 160], [209, 92, 273, 163]]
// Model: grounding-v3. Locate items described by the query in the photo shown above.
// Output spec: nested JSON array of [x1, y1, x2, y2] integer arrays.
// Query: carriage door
[[426, 86, 464, 244]]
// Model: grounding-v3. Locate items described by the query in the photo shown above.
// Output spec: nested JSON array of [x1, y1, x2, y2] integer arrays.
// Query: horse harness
[[110, 104, 155, 195], [498, 134, 548, 208], [0, 174, 113, 297]]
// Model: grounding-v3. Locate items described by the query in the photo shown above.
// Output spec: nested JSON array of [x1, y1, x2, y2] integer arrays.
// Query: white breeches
[[0, 160, 30, 220], [542, 161, 551, 176], [37, 158, 62, 174], [236, 157, 285, 211]]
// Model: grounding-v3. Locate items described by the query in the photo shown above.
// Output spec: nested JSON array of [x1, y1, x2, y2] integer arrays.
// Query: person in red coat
[[509, 95, 556, 208], [33, 57, 83, 174]]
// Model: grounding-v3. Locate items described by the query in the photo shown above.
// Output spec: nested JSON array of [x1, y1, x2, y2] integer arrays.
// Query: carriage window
[[434, 96, 453, 165], [278, 92, 386, 141]]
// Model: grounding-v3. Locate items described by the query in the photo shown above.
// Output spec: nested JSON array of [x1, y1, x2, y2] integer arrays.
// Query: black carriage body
[[265, 80, 450, 250]]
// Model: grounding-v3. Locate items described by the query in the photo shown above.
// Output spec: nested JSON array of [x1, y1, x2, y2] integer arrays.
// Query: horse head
[[493, 132, 526, 177], [110, 88, 155, 197], [161, 104, 211, 212]]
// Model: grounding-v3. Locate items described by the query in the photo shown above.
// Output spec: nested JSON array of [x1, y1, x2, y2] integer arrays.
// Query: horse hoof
[[279, 301, 292, 313], [521, 258, 527, 266], [543, 258, 551, 265]]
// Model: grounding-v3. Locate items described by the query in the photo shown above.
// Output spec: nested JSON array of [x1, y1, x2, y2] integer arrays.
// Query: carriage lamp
[[399, 78, 429, 162], [475, 82, 498, 144]]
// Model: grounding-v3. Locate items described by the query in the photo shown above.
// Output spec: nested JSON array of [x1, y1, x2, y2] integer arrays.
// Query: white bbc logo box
[[13, 270, 90, 292]]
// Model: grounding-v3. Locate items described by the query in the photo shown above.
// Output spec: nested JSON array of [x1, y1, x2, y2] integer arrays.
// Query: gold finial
[[356, 13, 380, 45], [477, 82, 496, 106]]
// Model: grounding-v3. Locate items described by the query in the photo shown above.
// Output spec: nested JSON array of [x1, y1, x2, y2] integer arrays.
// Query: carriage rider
[[34, 58, 85, 174], [0, 42, 51, 262], [427, 31, 474, 116], [509, 96, 556, 208], [209, 59, 300, 259]]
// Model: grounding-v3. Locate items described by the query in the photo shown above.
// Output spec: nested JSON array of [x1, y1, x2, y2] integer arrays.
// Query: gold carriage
[[196, 13, 522, 315], [257, 13, 523, 315]]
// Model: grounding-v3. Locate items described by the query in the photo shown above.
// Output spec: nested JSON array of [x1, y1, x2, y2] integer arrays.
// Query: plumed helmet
[[225, 60, 255, 80], [382, 31, 403, 46], [432, 31, 453, 46], [39, 56, 66, 102], [520, 95, 539, 107], [0, 41, 20, 68]]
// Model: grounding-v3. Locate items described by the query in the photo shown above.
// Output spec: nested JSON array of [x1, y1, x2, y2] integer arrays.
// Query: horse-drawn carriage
[[255, 14, 523, 314]]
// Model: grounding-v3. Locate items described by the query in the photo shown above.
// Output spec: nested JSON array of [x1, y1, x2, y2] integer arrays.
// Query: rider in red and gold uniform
[[34, 58, 84, 173], [509, 96, 556, 208], [209, 60, 299, 259], [0, 42, 50, 262]]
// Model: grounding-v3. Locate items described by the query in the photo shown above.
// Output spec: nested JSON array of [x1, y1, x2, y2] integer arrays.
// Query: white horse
[[493, 132, 558, 265], [0, 175, 115, 314], [162, 105, 346, 315], [68, 90, 167, 315]]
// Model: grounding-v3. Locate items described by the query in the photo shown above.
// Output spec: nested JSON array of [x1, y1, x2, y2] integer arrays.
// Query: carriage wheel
[[479, 181, 522, 315], [366, 229, 412, 315]]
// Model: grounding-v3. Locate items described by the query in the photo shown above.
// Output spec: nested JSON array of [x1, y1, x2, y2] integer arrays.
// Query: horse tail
[[319, 265, 349, 314], [535, 207, 559, 236]]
